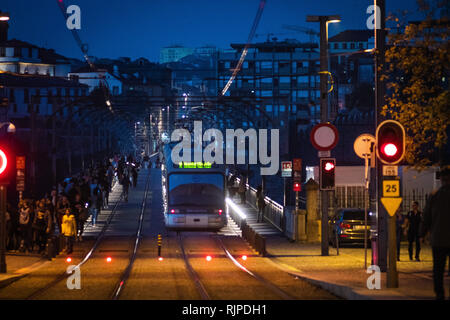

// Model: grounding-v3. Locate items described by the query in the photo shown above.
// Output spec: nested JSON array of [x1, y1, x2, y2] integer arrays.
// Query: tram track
[[24, 186, 125, 300], [176, 232, 295, 300], [24, 170, 152, 300]]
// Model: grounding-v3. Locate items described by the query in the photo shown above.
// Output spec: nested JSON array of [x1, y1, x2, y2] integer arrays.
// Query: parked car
[[329, 209, 371, 247]]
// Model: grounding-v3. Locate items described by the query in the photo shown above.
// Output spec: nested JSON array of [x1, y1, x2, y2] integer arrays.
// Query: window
[[24, 88, 29, 103], [334, 43, 339, 49], [0, 47, 5, 57], [279, 105, 285, 112], [359, 42, 364, 49], [280, 77, 290, 83], [243, 61, 248, 69], [261, 61, 272, 69], [14, 47, 21, 57], [9, 89, 15, 103], [261, 90, 272, 97], [350, 43, 355, 49], [265, 105, 273, 112], [13, 104, 17, 113], [224, 61, 230, 69], [261, 78, 272, 84], [342, 43, 347, 49], [298, 76, 308, 84]]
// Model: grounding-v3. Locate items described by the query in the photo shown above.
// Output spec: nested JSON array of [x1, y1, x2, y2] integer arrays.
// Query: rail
[[233, 176, 284, 232]]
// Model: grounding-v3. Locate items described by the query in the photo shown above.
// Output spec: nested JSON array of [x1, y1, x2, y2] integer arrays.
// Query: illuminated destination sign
[[177, 162, 213, 169]]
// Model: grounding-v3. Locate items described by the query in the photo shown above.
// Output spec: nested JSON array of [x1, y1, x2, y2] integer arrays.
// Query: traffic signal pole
[[0, 185, 6, 273], [319, 17, 329, 257], [374, 0, 388, 273]]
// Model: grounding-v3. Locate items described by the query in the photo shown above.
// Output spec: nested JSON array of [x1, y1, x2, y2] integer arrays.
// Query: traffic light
[[0, 147, 10, 184], [376, 120, 405, 164], [320, 158, 336, 190], [293, 181, 301, 192]]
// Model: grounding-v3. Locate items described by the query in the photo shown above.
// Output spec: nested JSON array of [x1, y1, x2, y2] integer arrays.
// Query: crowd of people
[[5, 154, 140, 255]]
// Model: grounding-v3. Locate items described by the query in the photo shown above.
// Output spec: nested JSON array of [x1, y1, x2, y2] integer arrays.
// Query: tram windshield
[[168, 173, 224, 207]]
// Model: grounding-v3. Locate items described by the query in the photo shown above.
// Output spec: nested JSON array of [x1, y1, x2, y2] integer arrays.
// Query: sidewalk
[[229, 197, 449, 300], [0, 253, 49, 288]]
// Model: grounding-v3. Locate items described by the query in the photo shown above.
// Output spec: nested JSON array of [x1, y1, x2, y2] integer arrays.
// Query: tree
[[382, 0, 449, 169]]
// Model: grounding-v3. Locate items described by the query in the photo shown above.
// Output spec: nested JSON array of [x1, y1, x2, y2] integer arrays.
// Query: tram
[[161, 143, 227, 230]]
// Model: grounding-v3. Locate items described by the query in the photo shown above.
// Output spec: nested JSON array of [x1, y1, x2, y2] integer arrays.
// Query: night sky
[[2, 0, 420, 62]]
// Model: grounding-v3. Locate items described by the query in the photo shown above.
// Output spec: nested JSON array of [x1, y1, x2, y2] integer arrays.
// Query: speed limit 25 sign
[[382, 180, 400, 197]]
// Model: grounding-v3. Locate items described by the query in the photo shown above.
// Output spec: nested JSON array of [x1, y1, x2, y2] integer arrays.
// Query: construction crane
[[282, 24, 319, 43], [56, 0, 113, 112]]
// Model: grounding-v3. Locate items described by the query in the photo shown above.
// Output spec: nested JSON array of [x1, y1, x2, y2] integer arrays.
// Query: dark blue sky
[[2, 0, 420, 62]]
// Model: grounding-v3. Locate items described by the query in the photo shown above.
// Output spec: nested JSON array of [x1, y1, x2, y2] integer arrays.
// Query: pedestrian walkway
[[82, 180, 123, 238], [229, 194, 283, 237], [229, 197, 449, 300]]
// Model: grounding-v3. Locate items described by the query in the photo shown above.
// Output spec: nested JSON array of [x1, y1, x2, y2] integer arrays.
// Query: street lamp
[[0, 12, 10, 21], [306, 15, 341, 123], [307, 14, 341, 258]]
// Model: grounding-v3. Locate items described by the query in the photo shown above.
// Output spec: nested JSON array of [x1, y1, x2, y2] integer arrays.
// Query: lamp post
[[307, 15, 341, 256], [0, 11, 10, 43], [0, 121, 15, 273]]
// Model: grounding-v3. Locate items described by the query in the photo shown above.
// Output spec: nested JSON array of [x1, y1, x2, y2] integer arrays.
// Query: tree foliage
[[382, 0, 449, 169]]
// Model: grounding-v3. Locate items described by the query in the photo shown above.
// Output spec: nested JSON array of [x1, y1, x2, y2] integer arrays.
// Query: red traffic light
[[381, 143, 398, 157], [320, 158, 336, 190], [324, 161, 335, 171], [376, 120, 405, 164], [0, 149, 7, 175], [293, 182, 301, 192]]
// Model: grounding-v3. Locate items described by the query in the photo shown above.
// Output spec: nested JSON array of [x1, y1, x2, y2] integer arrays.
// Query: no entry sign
[[310, 123, 339, 151]]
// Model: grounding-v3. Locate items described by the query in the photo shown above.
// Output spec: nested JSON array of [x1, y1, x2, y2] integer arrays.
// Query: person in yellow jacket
[[61, 208, 77, 254]]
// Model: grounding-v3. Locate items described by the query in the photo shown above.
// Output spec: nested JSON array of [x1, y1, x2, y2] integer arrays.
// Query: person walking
[[421, 167, 450, 300], [132, 166, 138, 188], [61, 208, 77, 254], [238, 177, 246, 204], [256, 185, 266, 223], [32, 200, 52, 255], [121, 172, 130, 202], [396, 211, 407, 261], [405, 201, 423, 261], [18, 200, 33, 253]]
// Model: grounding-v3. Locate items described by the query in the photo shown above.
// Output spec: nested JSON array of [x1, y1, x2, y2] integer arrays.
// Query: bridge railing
[[232, 176, 284, 232]]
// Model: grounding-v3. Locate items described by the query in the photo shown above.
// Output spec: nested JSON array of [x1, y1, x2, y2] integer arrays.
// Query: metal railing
[[232, 176, 284, 232]]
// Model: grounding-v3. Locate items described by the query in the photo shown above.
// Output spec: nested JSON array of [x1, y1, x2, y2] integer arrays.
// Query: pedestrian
[[6, 203, 18, 252], [32, 200, 52, 254], [396, 211, 407, 261], [121, 172, 130, 202], [61, 208, 77, 254], [420, 167, 450, 300], [18, 200, 33, 253], [56, 195, 71, 234], [256, 185, 266, 223], [132, 166, 138, 188], [405, 201, 423, 261], [238, 177, 246, 204], [72, 193, 87, 241]]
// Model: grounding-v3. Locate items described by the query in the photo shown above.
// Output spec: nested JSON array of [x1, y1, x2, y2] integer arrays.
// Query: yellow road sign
[[383, 180, 400, 197], [381, 197, 403, 216]]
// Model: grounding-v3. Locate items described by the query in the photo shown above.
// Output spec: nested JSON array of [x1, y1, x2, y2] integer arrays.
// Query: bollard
[[157, 234, 162, 257]]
